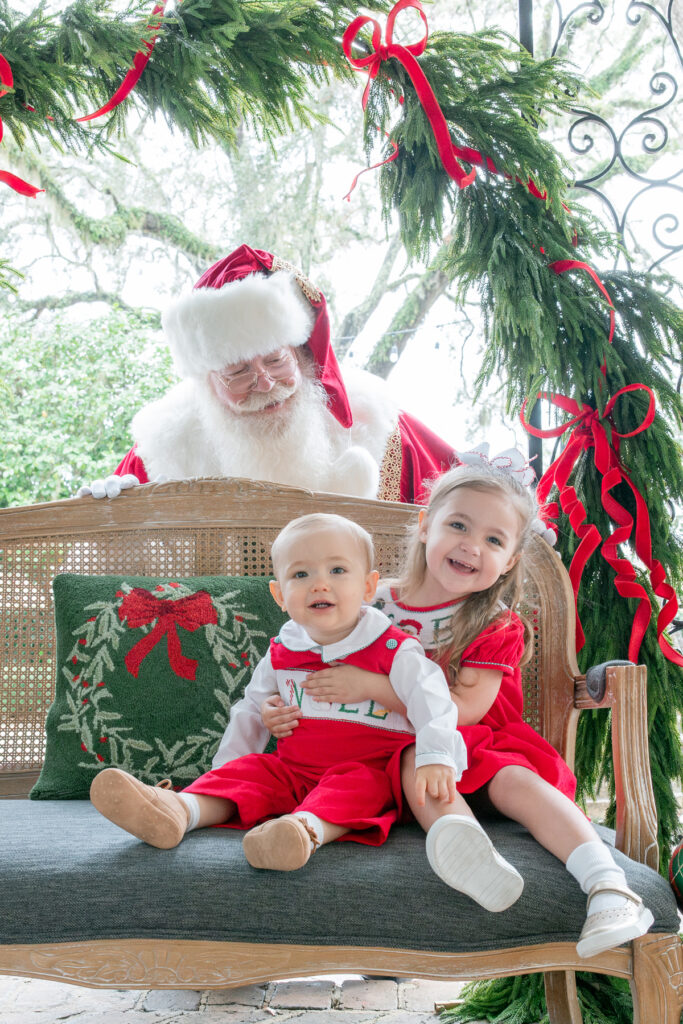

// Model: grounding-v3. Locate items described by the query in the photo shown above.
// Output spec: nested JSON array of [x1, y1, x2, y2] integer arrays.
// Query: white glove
[[75, 474, 140, 499], [329, 447, 380, 500], [531, 517, 557, 548]]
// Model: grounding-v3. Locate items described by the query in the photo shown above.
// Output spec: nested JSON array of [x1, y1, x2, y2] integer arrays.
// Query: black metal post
[[517, 0, 544, 477], [518, 0, 534, 54]]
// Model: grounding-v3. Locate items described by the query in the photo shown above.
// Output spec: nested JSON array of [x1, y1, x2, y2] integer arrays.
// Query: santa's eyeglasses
[[218, 350, 297, 395]]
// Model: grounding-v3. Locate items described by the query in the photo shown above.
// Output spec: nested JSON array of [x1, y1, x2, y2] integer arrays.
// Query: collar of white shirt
[[276, 605, 394, 662]]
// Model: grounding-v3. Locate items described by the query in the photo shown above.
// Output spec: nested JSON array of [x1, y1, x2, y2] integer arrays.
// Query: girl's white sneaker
[[425, 814, 524, 912], [576, 882, 654, 958]]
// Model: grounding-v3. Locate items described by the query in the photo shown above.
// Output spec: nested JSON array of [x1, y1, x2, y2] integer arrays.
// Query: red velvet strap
[[342, 0, 475, 191], [521, 387, 682, 666], [0, 52, 44, 196], [342, 0, 557, 201], [77, 2, 167, 122], [549, 259, 615, 373]]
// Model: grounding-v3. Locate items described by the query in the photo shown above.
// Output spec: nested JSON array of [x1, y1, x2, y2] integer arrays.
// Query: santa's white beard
[[200, 374, 337, 490]]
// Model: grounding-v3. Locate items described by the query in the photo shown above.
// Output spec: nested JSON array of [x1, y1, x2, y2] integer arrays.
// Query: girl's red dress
[[374, 583, 577, 801], [449, 613, 576, 799]]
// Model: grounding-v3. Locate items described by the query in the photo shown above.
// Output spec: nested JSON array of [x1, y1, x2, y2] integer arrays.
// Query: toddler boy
[[90, 513, 466, 870]]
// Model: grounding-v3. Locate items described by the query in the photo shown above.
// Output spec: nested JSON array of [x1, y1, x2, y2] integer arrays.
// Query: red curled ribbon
[[342, 126, 398, 201], [521, 387, 683, 666], [77, 1, 167, 122], [0, 53, 44, 196], [342, 0, 476, 190], [549, 259, 615, 373], [118, 587, 218, 681]]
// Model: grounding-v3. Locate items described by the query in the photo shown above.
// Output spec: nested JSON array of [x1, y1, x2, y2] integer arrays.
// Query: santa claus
[[81, 243, 457, 504]]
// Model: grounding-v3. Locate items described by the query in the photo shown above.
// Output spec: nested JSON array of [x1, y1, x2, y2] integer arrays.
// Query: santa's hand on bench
[[75, 473, 168, 499], [75, 474, 141, 499]]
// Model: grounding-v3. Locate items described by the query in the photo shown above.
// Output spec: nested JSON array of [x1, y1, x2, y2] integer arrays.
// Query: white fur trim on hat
[[161, 271, 315, 379]]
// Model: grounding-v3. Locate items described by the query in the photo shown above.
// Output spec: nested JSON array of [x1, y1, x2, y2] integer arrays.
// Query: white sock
[[178, 792, 201, 832], [295, 811, 325, 850], [565, 841, 630, 913]]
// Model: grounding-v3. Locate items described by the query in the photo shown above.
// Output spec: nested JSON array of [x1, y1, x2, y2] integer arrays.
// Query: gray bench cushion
[[2, 801, 678, 951]]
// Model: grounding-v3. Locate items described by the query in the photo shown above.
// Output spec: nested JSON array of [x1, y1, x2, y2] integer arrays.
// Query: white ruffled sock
[[566, 841, 630, 913], [177, 792, 201, 832]]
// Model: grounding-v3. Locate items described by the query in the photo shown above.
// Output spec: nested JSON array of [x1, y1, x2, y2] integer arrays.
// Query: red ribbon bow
[[118, 588, 218, 681], [342, 0, 561, 202], [521, 386, 683, 667], [342, 0, 476, 191], [0, 53, 43, 197]]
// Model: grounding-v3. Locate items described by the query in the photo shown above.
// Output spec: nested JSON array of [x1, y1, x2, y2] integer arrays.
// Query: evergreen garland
[[440, 972, 634, 1024], [350, 13, 683, 857], [0, 0, 390, 157]]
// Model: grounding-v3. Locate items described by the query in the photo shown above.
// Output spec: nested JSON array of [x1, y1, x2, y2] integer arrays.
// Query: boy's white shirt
[[211, 605, 466, 778]]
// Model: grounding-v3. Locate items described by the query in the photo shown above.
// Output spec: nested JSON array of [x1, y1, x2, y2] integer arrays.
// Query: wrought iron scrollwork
[[545, 1, 682, 282]]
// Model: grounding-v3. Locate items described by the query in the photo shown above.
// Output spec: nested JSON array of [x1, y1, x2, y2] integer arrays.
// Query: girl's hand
[[414, 764, 458, 806], [260, 695, 301, 738], [303, 663, 394, 707]]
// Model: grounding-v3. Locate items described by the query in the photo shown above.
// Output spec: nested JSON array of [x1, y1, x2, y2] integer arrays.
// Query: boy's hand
[[260, 695, 301, 738], [414, 764, 458, 806], [303, 663, 383, 705]]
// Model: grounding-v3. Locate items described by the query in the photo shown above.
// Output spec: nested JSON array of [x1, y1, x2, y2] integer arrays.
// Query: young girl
[[262, 456, 654, 958]]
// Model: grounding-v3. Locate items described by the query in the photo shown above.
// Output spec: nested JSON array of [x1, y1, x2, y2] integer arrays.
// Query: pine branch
[[0, 1, 392, 155], [0, 255, 23, 293]]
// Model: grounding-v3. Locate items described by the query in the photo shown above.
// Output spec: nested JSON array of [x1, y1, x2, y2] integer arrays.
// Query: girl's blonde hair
[[395, 464, 538, 681]]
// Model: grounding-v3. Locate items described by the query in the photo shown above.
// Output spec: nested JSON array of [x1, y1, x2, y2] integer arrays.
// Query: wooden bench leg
[[630, 932, 683, 1024], [544, 970, 583, 1024]]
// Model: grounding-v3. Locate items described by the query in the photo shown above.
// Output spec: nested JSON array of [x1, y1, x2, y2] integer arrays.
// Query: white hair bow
[[454, 443, 537, 488], [454, 443, 558, 548]]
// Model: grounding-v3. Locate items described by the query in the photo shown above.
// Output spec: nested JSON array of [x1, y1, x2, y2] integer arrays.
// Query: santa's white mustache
[[228, 379, 299, 413]]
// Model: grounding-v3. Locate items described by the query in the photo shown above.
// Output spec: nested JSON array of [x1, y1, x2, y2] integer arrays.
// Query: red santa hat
[[161, 244, 353, 428]]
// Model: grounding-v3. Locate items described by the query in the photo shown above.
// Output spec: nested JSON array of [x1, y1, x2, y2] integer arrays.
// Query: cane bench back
[[0, 478, 581, 794]]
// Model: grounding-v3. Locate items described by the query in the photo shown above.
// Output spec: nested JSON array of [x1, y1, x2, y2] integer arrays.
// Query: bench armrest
[[575, 663, 659, 869]]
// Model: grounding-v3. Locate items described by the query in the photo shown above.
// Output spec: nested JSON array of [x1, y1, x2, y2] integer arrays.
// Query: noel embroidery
[[118, 587, 218, 680]]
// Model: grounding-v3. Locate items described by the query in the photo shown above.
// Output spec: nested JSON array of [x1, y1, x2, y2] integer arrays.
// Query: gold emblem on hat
[[270, 254, 322, 304]]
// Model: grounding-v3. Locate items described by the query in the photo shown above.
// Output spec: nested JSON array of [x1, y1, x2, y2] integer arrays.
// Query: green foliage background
[[0, 310, 174, 506]]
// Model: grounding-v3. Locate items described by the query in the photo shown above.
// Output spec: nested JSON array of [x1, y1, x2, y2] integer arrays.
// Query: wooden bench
[[1, 478, 681, 1024]]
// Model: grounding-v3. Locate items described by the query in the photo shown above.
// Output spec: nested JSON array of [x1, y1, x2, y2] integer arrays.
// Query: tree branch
[[364, 237, 453, 379], [5, 142, 220, 273], [334, 233, 404, 360], [4, 290, 159, 323]]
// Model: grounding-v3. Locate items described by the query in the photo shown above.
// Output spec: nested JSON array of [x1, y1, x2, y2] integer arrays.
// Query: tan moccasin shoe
[[243, 815, 319, 871], [90, 768, 189, 849], [576, 881, 654, 958]]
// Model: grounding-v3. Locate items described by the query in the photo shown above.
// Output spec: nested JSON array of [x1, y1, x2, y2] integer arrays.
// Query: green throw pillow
[[30, 574, 287, 800]]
